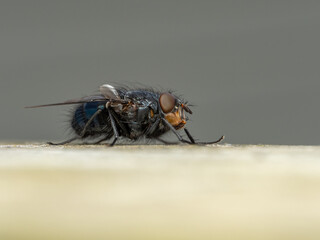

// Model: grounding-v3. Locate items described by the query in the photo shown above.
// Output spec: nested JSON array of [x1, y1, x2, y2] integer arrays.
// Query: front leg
[[184, 128, 224, 145], [161, 118, 193, 144]]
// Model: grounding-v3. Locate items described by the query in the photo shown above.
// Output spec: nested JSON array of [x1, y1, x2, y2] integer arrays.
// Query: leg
[[47, 136, 80, 145], [197, 135, 225, 144], [81, 135, 110, 145], [156, 138, 178, 145], [184, 128, 195, 144], [145, 118, 161, 136], [80, 108, 103, 137], [184, 128, 224, 145], [108, 108, 129, 137], [107, 108, 120, 146], [162, 118, 224, 145], [161, 118, 192, 144], [93, 136, 110, 144], [48, 108, 103, 145]]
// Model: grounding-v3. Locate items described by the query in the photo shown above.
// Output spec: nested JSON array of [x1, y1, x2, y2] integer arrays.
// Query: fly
[[26, 84, 224, 146]]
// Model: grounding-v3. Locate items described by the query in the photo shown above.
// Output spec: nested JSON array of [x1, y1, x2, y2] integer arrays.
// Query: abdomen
[[71, 102, 113, 138]]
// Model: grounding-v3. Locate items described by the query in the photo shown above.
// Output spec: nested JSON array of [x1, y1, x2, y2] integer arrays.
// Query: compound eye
[[159, 93, 176, 113]]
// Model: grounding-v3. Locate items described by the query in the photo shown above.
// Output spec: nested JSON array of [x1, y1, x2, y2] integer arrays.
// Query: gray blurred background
[[1, 0, 319, 145]]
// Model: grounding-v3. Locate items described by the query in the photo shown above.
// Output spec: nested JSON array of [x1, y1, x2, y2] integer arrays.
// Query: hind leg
[[48, 108, 103, 145], [47, 136, 80, 145], [81, 135, 111, 145]]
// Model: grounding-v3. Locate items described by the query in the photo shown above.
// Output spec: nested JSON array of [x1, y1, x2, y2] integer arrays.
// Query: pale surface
[[1, 144, 320, 240]]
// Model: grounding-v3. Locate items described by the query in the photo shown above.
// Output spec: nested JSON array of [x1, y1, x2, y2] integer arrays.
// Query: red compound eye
[[159, 93, 176, 113]]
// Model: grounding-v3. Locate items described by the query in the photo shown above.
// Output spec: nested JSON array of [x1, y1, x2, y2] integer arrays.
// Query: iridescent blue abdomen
[[71, 102, 113, 138]]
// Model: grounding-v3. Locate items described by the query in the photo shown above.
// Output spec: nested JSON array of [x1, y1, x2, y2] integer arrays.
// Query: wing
[[26, 84, 127, 108], [25, 95, 109, 108]]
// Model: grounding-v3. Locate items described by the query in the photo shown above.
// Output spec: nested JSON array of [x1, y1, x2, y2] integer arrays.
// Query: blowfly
[[26, 84, 224, 146]]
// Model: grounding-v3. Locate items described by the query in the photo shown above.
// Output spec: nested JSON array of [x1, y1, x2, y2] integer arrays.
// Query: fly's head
[[159, 93, 192, 130]]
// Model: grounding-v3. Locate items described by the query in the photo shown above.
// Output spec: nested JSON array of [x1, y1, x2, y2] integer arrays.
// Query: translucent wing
[[25, 95, 108, 108], [26, 84, 127, 108]]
